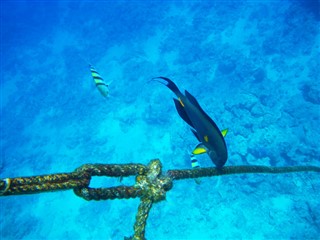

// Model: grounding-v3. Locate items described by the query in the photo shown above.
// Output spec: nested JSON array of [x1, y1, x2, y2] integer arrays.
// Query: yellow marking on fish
[[204, 135, 209, 142], [221, 129, 228, 137], [179, 97, 185, 107], [192, 147, 207, 155]]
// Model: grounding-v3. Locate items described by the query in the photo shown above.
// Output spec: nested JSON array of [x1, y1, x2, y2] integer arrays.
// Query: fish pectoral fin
[[221, 128, 228, 137], [192, 143, 207, 155]]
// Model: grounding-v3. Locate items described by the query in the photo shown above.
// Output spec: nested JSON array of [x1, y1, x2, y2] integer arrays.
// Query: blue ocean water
[[1, 0, 320, 239]]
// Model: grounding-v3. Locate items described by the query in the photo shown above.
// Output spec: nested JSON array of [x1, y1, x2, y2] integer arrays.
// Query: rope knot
[[135, 159, 172, 202]]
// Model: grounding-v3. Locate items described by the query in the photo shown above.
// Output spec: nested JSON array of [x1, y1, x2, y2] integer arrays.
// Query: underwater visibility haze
[[1, 0, 320, 239]]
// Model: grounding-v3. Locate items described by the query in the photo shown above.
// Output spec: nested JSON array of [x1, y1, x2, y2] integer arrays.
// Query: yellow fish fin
[[221, 128, 228, 137], [204, 135, 209, 142], [192, 144, 207, 155]]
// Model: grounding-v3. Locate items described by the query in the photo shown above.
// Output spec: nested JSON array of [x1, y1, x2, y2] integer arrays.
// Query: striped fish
[[90, 65, 110, 98], [190, 153, 202, 184], [190, 154, 200, 169]]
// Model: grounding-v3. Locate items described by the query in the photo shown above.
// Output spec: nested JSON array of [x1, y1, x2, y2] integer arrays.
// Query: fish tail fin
[[152, 77, 183, 97]]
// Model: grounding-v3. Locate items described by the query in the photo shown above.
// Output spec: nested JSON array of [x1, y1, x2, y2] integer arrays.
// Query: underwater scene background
[[1, 0, 320, 239]]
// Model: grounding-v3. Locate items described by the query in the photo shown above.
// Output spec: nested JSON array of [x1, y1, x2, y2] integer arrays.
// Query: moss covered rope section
[[0, 163, 319, 197], [0, 160, 319, 240], [167, 165, 320, 180], [0, 171, 90, 196]]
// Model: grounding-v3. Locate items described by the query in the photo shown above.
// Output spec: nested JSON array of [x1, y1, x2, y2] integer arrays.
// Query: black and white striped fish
[[190, 153, 202, 184], [90, 65, 110, 98]]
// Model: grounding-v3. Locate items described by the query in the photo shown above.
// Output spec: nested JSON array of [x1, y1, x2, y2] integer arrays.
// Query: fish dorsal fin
[[173, 98, 194, 128], [221, 128, 228, 137], [192, 143, 207, 155], [184, 90, 203, 111]]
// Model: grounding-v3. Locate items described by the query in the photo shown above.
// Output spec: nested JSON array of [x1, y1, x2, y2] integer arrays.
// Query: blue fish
[[154, 77, 228, 168]]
